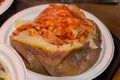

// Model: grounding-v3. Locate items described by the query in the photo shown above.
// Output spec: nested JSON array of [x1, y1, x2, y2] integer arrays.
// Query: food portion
[[0, 0, 4, 5], [0, 62, 9, 80], [112, 67, 120, 80], [10, 4, 102, 76]]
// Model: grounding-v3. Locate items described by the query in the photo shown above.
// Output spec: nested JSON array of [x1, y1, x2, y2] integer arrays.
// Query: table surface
[[0, 0, 120, 80]]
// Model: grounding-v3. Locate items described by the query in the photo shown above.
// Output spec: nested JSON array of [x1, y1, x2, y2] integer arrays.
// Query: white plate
[[0, 0, 14, 15], [0, 42, 27, 80], [0, 4, 114, 80]]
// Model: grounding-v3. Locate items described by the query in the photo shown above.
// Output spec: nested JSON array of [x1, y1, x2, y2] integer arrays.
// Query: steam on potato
[[10, 4, 101, 76]]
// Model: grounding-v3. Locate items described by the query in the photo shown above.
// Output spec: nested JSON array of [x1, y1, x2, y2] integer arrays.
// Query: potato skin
[[10, 36, 49, 75], [10, 4, 102, 76], [46, 43, 101, 76], [10, 34, 101, 76], [10, 35, 71, 75]]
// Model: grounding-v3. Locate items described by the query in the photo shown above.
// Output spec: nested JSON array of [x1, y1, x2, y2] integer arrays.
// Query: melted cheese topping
[[12, 4, 99, 52], [13, 4, 94, 46]]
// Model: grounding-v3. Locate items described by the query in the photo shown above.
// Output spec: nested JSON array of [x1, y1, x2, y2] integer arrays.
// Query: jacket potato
[[10, 4, 101, 76]]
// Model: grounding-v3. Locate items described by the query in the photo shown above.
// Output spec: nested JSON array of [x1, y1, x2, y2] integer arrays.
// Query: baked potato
[[10, 4, 101, 76]]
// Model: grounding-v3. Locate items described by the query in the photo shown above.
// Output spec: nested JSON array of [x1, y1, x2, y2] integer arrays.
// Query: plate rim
[[0, 42, 27, 80], [0, 0, 14, 15]]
